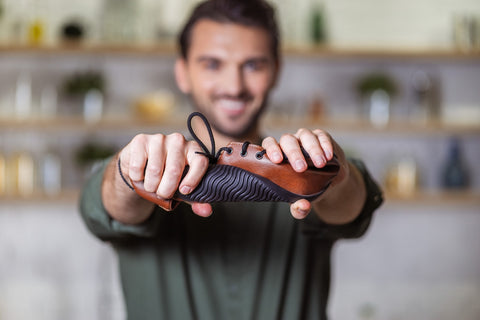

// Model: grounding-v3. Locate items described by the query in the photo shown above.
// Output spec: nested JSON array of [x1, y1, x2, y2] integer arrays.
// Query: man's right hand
[[105, 133, 213, 224]]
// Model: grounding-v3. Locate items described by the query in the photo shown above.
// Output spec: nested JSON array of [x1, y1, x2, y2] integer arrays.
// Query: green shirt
[[80, 159, 382, 320]]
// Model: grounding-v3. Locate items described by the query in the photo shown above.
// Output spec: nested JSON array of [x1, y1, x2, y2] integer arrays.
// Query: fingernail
[[314, 155, 325, 166], [298, 208, 309, 216], [180, 186, 191, 194], [294, 159, 306, 171], [325, 150, 333, 160], [272, 152, 282, 162]]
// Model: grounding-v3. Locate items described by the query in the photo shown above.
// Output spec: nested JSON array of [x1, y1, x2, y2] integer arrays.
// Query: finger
[[279, 134, 307, 172], [191, 202, 213, 217], [313, 129, 334, 160], [156, 133, 187, 199], [290, 199, 311, 219], [118, 148, 130, 176], [127, 134, 149, 182], [261, 136, 283, 163], [143, 134, 166, 193], [295, 128, 326, 168], [179, 141, 210, 195]]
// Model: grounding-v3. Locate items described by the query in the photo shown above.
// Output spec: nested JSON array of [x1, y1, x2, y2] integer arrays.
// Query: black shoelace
[[188, 112, 267, 163], [119, 112, 269, 191]]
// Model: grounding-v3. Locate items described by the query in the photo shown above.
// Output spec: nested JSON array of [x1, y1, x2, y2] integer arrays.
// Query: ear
[[270, 58, 282, 88], [175, 58, 191, 94]]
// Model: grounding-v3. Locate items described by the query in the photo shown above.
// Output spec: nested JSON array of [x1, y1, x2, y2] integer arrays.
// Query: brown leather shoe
[[131, 112, 339, 211]]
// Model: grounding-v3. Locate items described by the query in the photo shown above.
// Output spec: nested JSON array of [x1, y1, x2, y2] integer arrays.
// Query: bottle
[[12, 150, 35, 196], [28, 18, 45, 45], [441, 137, 469, 189], [0, 151, 6, 195], [27, 0, 46, 46], [368, 89, 390, 127], [40, 150, 62, 196], [385, 154, 418, 197], [310, 4, 327, 45], [14, 72, 32, 119]]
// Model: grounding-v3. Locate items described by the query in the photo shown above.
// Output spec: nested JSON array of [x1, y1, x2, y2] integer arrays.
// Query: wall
[[1, 1, 479, 320], [2, 0, 480, 48], [331, 203, 480, 320]]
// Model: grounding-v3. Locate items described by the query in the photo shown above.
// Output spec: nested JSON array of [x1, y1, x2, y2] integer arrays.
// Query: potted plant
[[355, 73, 397, 127], [62, 71, 105, 122]]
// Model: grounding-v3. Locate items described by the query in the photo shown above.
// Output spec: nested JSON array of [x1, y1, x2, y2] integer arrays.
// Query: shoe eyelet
[[240, 151, 247, 157], [227, 148, 233, 154], [255, 152, 264, 160]]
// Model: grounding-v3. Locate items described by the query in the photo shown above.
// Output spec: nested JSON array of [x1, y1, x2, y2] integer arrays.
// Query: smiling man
[[80, 0, 383, 319], [175, 19, 277, 142]]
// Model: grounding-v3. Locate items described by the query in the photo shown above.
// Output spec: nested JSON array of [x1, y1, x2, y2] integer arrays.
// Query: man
[[80, 0, 383, 319]]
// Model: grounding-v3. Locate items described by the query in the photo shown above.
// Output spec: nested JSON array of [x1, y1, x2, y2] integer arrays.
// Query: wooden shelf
[[283, 45, 480, 60], [0, 114, 186, 132], [0, 189, 80, 204], [1, 189, 478, 206], [262, 115, 480, 135], [1, 43, 479, 60], [0, 114, 478, 135], [0, 42, 178, 56], [384, 190, 480, 206]]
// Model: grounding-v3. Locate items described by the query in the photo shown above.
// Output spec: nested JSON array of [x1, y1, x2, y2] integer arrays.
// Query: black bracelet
[[117, 157, 134, 191]]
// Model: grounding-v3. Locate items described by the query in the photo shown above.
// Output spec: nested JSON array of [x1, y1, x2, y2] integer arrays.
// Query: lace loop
[[240, 141, 250, 156], [256, 150, 267, 159], [188, 112, 217, 163], [187, 112, 266, 163], [215, 147, 232, 159]]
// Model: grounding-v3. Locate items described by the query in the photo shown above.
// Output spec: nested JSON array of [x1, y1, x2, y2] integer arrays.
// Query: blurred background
[[0, 0, 479, 319]]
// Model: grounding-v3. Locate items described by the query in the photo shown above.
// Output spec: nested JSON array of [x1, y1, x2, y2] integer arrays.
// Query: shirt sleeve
[[78, 158, 161, 242], [300, 158, 384, 239]]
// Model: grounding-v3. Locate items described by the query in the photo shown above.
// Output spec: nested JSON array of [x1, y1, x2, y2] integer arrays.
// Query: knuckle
[[262, 136, 278, 149], [188, 140, 201, 151], [279, 133, 295, 142], [131, 133, 148, 145], [190, 153, 209, 168], [129, 161, 143, 172], [313, 128, 328, 137], [151, 133, 166, 144], [262, 136, 275, 143], [168, 132, 186, 145], [296, 128, 310, 136], [164, 165, 184, 178], [146, 164, 163, 177]]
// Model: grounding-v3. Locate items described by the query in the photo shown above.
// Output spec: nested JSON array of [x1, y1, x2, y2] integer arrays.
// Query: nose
[[222, 66, 245, 97]]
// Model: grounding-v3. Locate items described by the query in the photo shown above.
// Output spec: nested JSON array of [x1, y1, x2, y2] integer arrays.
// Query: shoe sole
[[175, 164, 332, 203]]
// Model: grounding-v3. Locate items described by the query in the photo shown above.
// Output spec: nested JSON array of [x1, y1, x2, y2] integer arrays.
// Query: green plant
[[62, 71, 105, 97], [75, 142, 116, 167], [356, 73, 397, 97]]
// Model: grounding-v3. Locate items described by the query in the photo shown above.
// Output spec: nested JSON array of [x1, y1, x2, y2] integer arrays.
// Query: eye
[[203, 59, 220, 70], [244, 59, 267, 72], [244, 61, 260, 71]]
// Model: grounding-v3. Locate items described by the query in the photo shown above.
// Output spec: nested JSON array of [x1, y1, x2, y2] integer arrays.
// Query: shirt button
[[229, 284, 239, 296]]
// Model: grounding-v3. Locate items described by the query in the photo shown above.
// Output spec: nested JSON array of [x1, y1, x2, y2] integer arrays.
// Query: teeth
[[218, 99, 245, 111]]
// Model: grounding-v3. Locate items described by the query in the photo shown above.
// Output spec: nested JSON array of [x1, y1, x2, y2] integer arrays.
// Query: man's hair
[[178, 0, 280, 62]]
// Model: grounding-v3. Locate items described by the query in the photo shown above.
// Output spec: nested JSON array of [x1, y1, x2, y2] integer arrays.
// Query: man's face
[[176, 19, 278, 139]]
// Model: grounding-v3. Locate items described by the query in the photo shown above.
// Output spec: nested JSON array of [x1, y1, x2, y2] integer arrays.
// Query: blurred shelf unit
[[384, 190, 480, 207], [0, 115, 187, 133], [0, 189, 80, 204], [0, 115, 478, 135], [262, 115, 480, 136], [1, 43, 478, 207], [1, 43, 479, 60], [1, 189, 478, 206]]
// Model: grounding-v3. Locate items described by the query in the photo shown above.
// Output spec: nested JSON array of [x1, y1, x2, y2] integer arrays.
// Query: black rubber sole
[[175, 165, 329, 203]]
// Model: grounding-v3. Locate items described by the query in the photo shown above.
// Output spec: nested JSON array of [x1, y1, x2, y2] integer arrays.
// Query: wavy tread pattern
[[176, 165, 325, 203]]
